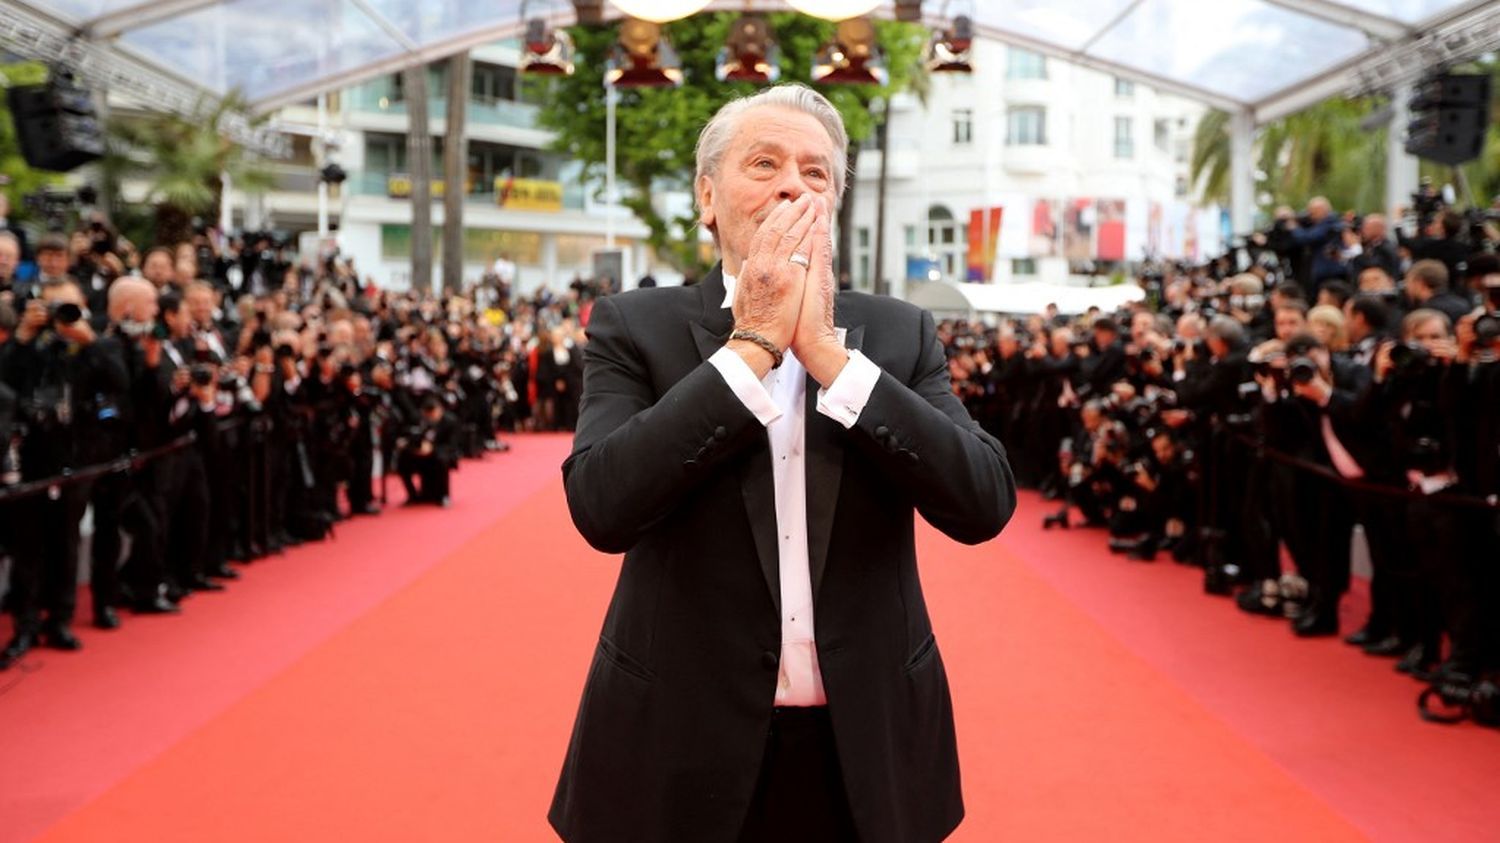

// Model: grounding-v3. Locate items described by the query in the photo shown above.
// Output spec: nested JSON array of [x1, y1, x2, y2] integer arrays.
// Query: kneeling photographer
[[397, 395, 459, 507]]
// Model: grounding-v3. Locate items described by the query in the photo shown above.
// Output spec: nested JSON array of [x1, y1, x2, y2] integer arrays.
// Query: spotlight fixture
[[605, 17, 684, 88], [520, 17, 576, 75], [812, 17, 887, 86], [608, 0, 711, 23], [716, 15, 781, 83], [924, 14, 973, 73], [786, 0, 882, 20]]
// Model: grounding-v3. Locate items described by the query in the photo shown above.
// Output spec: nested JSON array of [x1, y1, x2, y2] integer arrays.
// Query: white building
[[846, 39, 1220, 299], [227, 42, 652, 295]]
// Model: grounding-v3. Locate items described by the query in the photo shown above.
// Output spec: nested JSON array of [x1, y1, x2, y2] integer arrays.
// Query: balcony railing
[[348, 171, 587, 212], [347, 85, 542, 131]]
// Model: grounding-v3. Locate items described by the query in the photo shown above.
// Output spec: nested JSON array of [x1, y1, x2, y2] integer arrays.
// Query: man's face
[[143, 252, 174, 285], [1361, 215, 1386, 242], [1403, 272, 1430, 302], [696, 106, 839, 275], [186, 289, 215, 325], [1092, 328, 1116, 350], [1359, 266, 1393, 293], [164, 307, 190, 338], [1130, 311, 1154, 343], [1345, 308, 1370, 343], [37, 248, 68, 279], [1275, 309, 1306, 341], [1152, 435, 1176, 464], [1408, 316, 1450, 351], [0, 239, 18, 280]]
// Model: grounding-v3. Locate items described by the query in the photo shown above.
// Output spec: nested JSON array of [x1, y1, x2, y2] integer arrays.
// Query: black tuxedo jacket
[[550, 266, 1016, 843]]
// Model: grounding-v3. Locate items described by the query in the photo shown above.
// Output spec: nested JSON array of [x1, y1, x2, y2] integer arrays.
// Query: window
[[1154, 118, 1170, 152], [952, 108, 973, 145], [1006, 107, 1046, 146], [1012, 258, 1037, 276], [856, 226, 872, 289], [1114, 116, 1134, 159], [471, 62, 518, 103], [1006, 48, 1046, 80], [926, 205, 967, 282], [1114, 76, 1135, 97]]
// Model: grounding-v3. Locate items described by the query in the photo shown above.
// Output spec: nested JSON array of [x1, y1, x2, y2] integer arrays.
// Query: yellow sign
[[495, 177, 563, 212], [387, 175, 448, 199]]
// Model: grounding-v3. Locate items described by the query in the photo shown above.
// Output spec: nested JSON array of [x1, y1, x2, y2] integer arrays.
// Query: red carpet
[[2, 437, 1496, 842]]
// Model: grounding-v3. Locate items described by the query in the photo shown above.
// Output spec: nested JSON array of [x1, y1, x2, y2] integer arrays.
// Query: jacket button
[[761, 651, 778, 670], [683, 459, 698, 468], [874, 425, 890, 439], [905, 450, 920, 464], [714, 425, 729, 440]]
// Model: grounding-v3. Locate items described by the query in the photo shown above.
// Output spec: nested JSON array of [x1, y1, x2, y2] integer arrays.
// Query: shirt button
[[714, 425, 728, 440], [761, 651, 778, 670]]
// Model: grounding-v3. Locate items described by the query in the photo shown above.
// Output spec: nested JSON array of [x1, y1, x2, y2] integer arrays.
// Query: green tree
[[103, 91, 274, 245], [1192, 57, 1500, 216], [531, 13, 926, 274]]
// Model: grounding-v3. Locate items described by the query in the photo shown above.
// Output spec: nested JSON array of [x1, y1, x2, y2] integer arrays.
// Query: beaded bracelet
[[729, 329, 784, 369]]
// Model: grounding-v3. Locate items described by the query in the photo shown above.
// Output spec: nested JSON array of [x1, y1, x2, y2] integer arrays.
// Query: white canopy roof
[[907, 279, 1145, 317], [3, 1, 1496, 121]]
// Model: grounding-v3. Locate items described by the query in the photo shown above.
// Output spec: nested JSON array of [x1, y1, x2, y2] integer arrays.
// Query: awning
[[906, 279, 1145, 317], [2, 1, 1495, 121]]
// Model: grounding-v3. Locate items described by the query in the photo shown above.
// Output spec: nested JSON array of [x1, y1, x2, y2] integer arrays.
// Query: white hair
[[694, 83, 850, 205]]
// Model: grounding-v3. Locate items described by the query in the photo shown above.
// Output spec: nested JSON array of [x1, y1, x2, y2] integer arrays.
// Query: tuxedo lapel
[[806, 321, 864, 602], [690, 265, 781, 614]]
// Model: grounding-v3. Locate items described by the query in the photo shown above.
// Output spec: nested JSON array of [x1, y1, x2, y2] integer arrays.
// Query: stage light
[[519, 17, 576, 76], [605, 17, 684, 88], [608, 0, 711, 23], [812, 17, 887, 86], [786, 0, 882, 20], [924, 14, 973, 73], [716, 15, 781, 83]]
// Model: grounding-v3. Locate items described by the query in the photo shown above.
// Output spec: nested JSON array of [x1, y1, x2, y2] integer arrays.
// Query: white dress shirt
[[706, 272, 882, 706]]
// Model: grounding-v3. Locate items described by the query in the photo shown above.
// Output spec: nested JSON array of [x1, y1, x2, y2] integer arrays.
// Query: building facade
[[847, 39, 1220, 299], [228, 42, 651, 294]]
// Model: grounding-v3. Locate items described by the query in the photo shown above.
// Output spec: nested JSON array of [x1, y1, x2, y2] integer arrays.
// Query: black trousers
[[399, 453, 449, 502], [6, 484, 90, 630], [738, 707, 858, 843], [90, 470, 164, 609]]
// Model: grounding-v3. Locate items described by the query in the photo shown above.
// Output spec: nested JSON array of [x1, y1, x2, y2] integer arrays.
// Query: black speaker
[[1405, 72, 1491, 167], [6, 72, 105, 172]]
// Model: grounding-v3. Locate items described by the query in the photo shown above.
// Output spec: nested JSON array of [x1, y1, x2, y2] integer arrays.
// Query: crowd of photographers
[[946, 194, 1500, 713], [0, 219, 592, 670]]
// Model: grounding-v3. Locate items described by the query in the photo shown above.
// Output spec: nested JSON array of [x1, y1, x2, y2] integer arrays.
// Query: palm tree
[[104, 91, 274, 244], [1189, 108, 1232, 207], [405, 65, 434, 294], [442, 54, 471, 294]]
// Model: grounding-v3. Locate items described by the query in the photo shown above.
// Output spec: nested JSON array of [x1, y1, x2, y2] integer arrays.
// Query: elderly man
[[550, 85, 1015, 842], [0, 231, 23, 304]]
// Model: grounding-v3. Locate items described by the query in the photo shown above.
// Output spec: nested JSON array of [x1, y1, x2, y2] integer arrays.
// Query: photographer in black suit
[[396, 394, 457, 507], [550, 85, 1014, 843], [0, 280, 128, 667]]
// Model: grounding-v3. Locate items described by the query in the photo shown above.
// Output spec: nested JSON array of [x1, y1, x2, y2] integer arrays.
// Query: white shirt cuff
[[816, 349, 880, 429], [708, 346, 781, 427]]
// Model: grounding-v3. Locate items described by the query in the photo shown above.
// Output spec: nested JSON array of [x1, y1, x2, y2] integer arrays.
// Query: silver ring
[[789, 253, 810, 267]]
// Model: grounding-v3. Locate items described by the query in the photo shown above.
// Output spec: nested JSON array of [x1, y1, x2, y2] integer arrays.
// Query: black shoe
[[41, 623, 82, 651], [1236, 581, 1282, 616], [227, 544, 251, 562], [1292, 609, 1338, 637], [164, 581, 189, 603], [1361, 635, 1405, 657], [93, 607, 121, 630], [187, 575, 226, 592], [1396, 644, 1438, 677], [1108, 536, 1145, 554], [351, 503, 380, 516], [1344, 624, 1385, 647], [0, 631, 37, 669], [207, 565, 240, 580], [1041, 510, 1070, 530], [131, 595, 181, 615], [1127, 544, 1158, 562]]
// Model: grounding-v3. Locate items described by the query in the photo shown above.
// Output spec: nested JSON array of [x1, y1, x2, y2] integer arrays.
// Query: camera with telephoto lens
[[1287, 356, 1318, 385], [47, 301, 83, 326], [1389, 341, 1432, 372]]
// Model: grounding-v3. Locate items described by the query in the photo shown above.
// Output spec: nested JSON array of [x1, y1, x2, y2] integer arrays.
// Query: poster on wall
[[1030, 198, 1059, 257], [1124, 198, 1149, 261], [966, 207, 1003, 281], [1096, 199, 1126, 262], [1063, 198, 1095, 262]]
